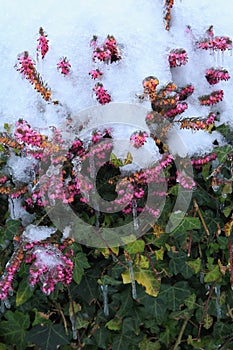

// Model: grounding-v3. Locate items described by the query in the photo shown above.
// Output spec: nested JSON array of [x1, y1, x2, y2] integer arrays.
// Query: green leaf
[[93, 327, 110, 348], [184, 293, 196, 310], [204, 265, 221, 283], [0, 343, 6, 350], [158, 281, 191, 311], [125, 239, 145, 254], [4, 123, 11, 132], [139, 336, 161, 350], [170, 216, 201, 235], [122, 267, 161, 297], [32, 308, 52, 326], [186, 257, 201, 273], [204, 314, 213, 330], [0, 311, 30, 350], [168, 251, 193, 278], [73, 251, 90, 285], [26, 324, 69, 350], [215, 145, 232, 163], [5, 219, 20, 239], [110, 153, 123, 167], [16, 278, 33, 306], [106, 318, 122, 331]]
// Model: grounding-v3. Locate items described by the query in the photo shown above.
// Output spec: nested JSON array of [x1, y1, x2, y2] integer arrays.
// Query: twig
[[193, 199, 210, 236], [172, 317, 189, 350]]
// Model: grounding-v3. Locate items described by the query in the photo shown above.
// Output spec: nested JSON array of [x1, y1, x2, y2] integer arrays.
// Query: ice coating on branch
[[23, 224, 57, 242]]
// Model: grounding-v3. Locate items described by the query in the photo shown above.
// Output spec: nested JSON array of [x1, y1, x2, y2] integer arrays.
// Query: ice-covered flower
[[37, 27, 49, 59], [130, 131, 148, 148], [168, 49, 188, 68], [93, 83, 111, 104], [57, 57, 71, 75]]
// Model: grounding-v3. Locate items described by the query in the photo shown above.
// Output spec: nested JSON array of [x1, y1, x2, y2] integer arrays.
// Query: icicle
[[89, 154, 100, 227], [1, 298, 11, 312], [0, 300, 5, 313], [128, 260, 137, 299], [70, 315, 77, 340], [132, 199, 139, 231], [101, 284, 109, 316], [214, 286, 222, 319]]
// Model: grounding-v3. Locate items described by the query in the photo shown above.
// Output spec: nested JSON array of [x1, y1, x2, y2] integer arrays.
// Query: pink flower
[[89, 69, 103, 80], [57, 57, 71, 75], [37, 27, 49, 59], [93, 83, 111, 105], [130, 131, 148, 148]]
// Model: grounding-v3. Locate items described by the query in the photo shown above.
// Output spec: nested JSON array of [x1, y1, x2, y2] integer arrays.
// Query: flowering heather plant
[[165, 102, 188, 118], [130, 131, 148, 148], [89, 68, 103, 80], [177, 84, 194, 100], [15, 51, 36, 83], [142, 76, 159, 101], [196, 35, 232, 51], [15, 51, 52, 102], [198, 89, 224, 106], [168, 48, 188, 67], [92, 35, 121, 64], [37, 27, 49, 59], [93, 83, 111, 104], [205, 68, 230, 85], [191, 152, 217, 168], [57, 57, 71, 75], [179, 112, 217, 131], [164, 0, 174, 31]]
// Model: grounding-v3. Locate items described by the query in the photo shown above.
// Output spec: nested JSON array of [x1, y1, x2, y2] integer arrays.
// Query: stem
[[228, 234, 233, 290], [172, 318, 189, 350], [197, 278, 220, 340], [193, 199, 210, 236]]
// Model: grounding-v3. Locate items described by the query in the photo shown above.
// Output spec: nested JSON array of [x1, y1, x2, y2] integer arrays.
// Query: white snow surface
[[0, 0, 233, 158], [23, 224, 57, 242]]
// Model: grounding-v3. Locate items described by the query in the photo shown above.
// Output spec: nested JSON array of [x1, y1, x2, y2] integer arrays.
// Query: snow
[[0, 0, 233, 158], [22, 224, 57, 242]]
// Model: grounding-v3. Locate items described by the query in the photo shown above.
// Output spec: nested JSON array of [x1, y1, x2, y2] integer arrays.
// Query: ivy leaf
[[168, 251, 193, 278], [170, 216, 201, 235], [204, 265, 221, 283], [125, 239, 145, 254], [0, 311, 30, 350], [204, 314, 213, 330], [215, 145, 232, 163], [139, 336, 161, 350], [122, 267, 161, 297], [159, 281, 191, 311], [106, 318, 122, 331], [26, 324, 70, 350], [184, 293, 196, 310], [110, 153, 123, 167], [73, 251, 90, 285], [16, 278, 33, 306], [186, 257, 201, 273], [5, 219, 20, 239], [93, 327, 110, 349], [123, 152, 133, 165]]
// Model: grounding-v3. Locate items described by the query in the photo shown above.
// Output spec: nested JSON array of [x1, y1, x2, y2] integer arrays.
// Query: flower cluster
[[177, 84, 194, 101], [0, 231, 74, 301], [164, 0, 174, 31], [130, 131, 148, 148], [196, 36, 232, 51], [176, 170, 196, 190], [26, 244, 73, 296], [93, 83, 111, 105], [0, 245, 24, 301], [198, 90, 224, 106], [142, 76, 159, 101], [165, 102, 188, 118], [15, 51, 36, 83], [57, 57, 71, 75], [91, 35, 121, 64], [14, 119, 48, 149], [89, 69, 103, 80], [191, 153, 217, 168], [205, 68, 230, 85], [179, 112, 216, 131], [168, 49, 188, 68], [15, 51, 52, 102], [37, 27, 49, 59]]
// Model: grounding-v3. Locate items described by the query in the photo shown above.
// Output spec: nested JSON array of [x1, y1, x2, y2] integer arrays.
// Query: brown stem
[[197, 278, 220, 340], [193, 199, 210, 236], [228, 234, 233, 290]]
